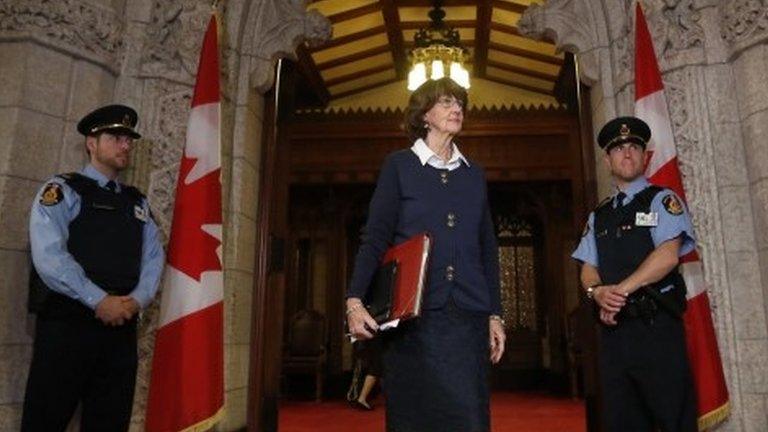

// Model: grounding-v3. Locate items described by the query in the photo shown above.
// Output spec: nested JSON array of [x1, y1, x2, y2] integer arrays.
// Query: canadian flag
[[145, 15, 224, 432], [634, 3, 729, 430]]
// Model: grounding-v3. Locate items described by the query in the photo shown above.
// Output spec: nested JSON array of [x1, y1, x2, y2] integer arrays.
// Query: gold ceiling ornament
[[407, 0, 470, 91]]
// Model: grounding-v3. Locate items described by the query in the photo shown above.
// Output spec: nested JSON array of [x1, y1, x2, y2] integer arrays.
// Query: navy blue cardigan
[[347, 149, 502, 315]]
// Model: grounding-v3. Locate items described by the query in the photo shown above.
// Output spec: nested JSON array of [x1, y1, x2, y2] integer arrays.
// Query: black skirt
[[382, 300, 490, 432]]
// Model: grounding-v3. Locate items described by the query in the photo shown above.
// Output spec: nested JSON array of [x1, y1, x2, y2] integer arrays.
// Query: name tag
[[635, 212, 658, 227], [134, 205, 148, 222]]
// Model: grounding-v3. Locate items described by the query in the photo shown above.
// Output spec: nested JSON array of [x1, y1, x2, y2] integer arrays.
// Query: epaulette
[[57, 172, 78, 181], [121, 184, 146, 202], [595, 196, 612, 211], [56, 172, 98, 190], [634, 185, 664, 208]]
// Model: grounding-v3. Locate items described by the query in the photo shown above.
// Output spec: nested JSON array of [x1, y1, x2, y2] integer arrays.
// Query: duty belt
[[617, 293, 659, 324]]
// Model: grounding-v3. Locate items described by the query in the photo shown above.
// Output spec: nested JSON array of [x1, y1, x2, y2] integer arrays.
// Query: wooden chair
[[282, 309, 327, 401]]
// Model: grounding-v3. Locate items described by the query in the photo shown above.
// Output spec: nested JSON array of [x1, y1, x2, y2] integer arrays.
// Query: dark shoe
[[351, 399, 373, 411]]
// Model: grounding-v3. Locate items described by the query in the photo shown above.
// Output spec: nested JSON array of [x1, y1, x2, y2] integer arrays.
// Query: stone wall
[[0, 0, 330, 430], [0, 0, 125, 428], [520, 1, 768, 431]]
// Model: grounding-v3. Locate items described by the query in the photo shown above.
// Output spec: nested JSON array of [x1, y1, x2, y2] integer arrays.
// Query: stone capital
[[518, 0, 609, 85], [720, 0, 768, 60], [240, 0, 331, 93], [139, 1, 214, 84], [0, 0, 123, 72]]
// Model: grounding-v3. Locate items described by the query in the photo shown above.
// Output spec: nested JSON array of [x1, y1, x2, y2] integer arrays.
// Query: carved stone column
[[721, 2, 768, 429], [0, 0, 127, 429], [114, 0, 330, 430], [521, 1, 768, 430]]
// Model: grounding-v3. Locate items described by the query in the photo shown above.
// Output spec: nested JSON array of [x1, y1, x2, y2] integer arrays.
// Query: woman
[[345, 77, 506, 432], [347, 337, 382, 410]]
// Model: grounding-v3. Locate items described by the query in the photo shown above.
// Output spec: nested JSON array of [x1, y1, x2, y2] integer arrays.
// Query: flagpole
[[572, 53, 598, 213], [573, 53, 587, 210]]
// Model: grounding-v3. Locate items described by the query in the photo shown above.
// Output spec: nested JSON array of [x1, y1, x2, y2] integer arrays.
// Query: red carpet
[[279, 392, 586, 432]]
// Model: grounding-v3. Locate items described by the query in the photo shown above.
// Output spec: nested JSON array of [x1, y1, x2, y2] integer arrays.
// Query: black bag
[[364, 260, 398, 323]]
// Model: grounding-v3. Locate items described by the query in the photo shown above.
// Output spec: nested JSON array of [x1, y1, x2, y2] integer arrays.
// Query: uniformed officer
[[22, 104, 164, 431], [572, 116, 698, 432]]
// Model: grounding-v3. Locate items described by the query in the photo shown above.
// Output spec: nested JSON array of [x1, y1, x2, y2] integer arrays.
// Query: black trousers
[[22, 317, 138, 432], [599, 312, 697, 432]]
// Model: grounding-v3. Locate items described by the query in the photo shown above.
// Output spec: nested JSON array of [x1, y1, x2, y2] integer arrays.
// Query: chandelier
[[407, 1, 470, 91]]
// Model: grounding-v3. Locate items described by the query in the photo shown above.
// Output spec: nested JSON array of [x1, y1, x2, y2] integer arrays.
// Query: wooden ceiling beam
[[491, 0, 527, 14], [400, 19, 477, 30], [324, 64, 393, 87], [327, 2, 382, 24], [310, 25, 387, 52], [380, 0, 409, 79], [316, 45, 391, 70], [404, 39, 476, 48], [487, 42, 564, 66], [331, 77, 401, 100], [484, 75, 553, 96], [396, 0, 483, 5], [296, 45, 330, 106], [486, 60, 558, 82], [474, 0, 492, 77], [489, 21, 521, 37]]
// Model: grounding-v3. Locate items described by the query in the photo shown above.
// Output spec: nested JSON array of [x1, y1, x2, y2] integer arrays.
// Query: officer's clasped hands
[[593, 284, 627, 326], [95, 295, 138, 326]]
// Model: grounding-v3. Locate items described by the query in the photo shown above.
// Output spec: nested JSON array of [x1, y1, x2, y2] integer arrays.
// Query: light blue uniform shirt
[[29, 164, 165, 310], [572, 176, 696, 269]]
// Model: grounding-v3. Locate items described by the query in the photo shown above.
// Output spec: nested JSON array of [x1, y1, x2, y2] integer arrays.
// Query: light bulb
[[431, 60, 444, 79], [407, 63, 427, 91]]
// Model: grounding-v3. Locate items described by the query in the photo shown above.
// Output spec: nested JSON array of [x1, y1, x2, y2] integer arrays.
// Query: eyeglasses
[[436, 97, 464, 110], [101, 133, 136, 149]]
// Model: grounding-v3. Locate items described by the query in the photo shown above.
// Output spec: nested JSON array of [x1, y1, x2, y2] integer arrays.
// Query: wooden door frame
[[246, 59, 297, 432], [246, 70, 600, 432]]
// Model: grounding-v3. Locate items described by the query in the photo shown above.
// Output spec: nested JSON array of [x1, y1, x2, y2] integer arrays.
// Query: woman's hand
[[346, 298, 379, 340], [489, 316, 506, 364]]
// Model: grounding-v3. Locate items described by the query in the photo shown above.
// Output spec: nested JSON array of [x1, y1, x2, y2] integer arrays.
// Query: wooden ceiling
[[301, 0, 563, 106]]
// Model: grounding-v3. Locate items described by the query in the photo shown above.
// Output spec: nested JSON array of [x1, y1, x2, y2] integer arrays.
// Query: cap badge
[[619, 124, 630, 136], [122, 114, 131, 127]]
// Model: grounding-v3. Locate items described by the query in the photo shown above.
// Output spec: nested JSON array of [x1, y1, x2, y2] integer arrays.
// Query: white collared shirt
[[410, 138, 470, 171]]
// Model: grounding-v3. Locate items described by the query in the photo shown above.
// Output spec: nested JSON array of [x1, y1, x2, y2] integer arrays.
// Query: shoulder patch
[[39, 183, 64, 206], [662, 194, 684, 215]]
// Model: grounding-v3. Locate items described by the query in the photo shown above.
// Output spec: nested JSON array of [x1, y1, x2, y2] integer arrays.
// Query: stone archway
[[113, 0, 330, 429], [519, 1, 768, 431]]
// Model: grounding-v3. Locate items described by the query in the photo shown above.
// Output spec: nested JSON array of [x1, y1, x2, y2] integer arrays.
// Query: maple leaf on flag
[[167, 154, 223, 281]]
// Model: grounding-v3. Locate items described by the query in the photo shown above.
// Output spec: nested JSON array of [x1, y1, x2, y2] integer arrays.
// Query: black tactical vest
[[593, 185, 686, 310], [29, 173, 145, 319]]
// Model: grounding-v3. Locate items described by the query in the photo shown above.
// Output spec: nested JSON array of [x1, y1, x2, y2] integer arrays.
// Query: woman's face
[[423, 95, 464, 136]]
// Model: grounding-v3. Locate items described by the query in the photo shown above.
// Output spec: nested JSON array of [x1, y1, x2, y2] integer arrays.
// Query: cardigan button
[[446, 265, 455, 281], [447, 212, 456, 227]]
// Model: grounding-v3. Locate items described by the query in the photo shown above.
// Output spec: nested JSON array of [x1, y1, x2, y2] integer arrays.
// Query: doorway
[[248, 58, 598, 431]]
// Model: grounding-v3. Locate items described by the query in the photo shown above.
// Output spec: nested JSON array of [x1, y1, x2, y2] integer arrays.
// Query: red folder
[[376, 233, 431, 324]]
